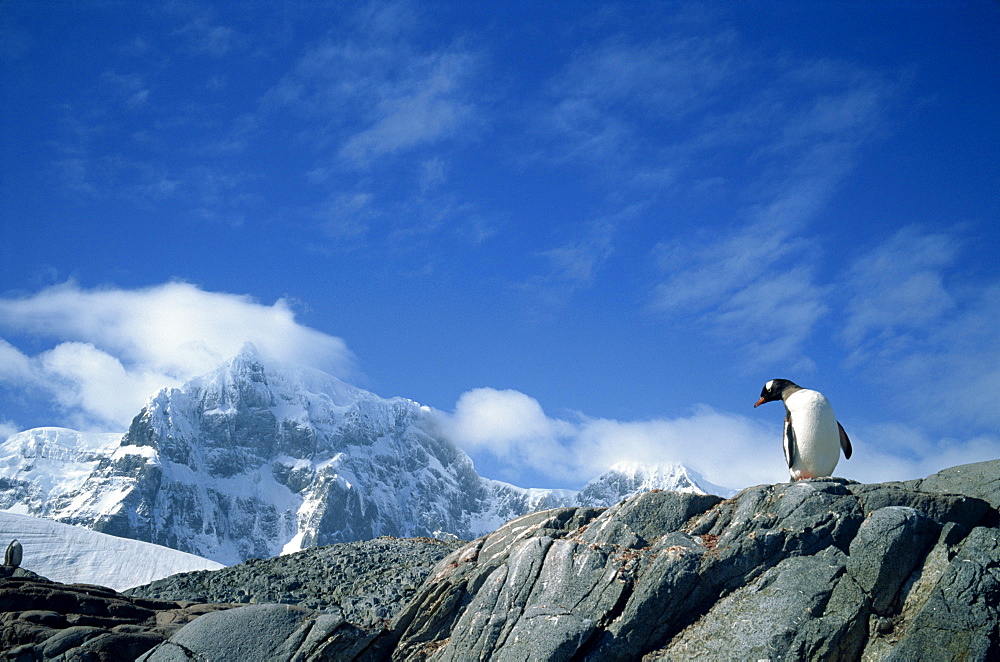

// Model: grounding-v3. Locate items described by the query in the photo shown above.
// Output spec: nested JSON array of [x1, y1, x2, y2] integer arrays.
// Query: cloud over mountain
[[0, 282, 354, 430]]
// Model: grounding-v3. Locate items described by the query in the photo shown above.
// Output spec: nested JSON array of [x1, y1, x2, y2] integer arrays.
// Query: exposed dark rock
[[0, 576, 241, 660]]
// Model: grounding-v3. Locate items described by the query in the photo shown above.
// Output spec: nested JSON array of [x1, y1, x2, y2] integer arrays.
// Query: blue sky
[[1, 1, 998, 491]]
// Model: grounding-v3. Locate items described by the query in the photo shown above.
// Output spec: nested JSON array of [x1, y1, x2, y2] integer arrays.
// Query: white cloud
[[0, 337, 36, 384], [0, 420, 17, 441], [569, 408, 784, 490], [0, 281, 355, 430], [446, 388, 566, 448], [844, 422, 1000, 485], [37, 342, 170, 430]]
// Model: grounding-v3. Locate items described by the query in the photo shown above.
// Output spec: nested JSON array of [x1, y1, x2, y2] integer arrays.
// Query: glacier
[[0, 511, 223, 590], [0, 346, 730, 566]]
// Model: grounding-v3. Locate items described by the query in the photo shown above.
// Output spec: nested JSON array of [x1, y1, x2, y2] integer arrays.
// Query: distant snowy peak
[[576, 461, 733, 508]]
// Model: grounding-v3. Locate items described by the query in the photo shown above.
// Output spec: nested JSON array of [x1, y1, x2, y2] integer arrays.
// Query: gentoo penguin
[[4, 539, 22, 568], [754, 379, 852, 481]]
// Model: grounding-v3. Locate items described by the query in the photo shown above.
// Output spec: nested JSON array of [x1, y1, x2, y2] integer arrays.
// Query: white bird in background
[[755, 379, 852, 481]]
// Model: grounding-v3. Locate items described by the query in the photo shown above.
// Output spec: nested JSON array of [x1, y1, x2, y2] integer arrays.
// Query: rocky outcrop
[[138, 603, 377, 662], [376, 459, 999, 661]]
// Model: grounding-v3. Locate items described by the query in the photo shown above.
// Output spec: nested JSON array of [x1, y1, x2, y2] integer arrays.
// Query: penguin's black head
[[754, 379, 800, 407]]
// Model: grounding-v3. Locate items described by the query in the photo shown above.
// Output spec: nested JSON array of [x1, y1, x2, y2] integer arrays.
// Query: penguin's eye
[[765, 380, 774, 391]]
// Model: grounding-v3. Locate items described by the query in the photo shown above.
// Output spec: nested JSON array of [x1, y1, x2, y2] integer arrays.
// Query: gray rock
[[7, 463, 1000, 661], [886, 526, 1000, 661], [139, 603, 379, 662], [578, 490, 722, 548], [0, 576, 241, 660], [844, 506, 939, 615], [655, 548, 848, 660], [41, 625, 105, 658], [140, 604, 330, 661], [903, 459, 1000, 510]]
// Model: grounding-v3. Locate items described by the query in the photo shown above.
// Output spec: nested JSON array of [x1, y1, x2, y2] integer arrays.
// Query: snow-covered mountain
[[0, 511, 223, 590], [0, 346, 730, 565], [576, 461, 736, 507]]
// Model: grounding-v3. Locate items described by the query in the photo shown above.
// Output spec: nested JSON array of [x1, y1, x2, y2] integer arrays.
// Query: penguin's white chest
[[785, 389, 841, 480]]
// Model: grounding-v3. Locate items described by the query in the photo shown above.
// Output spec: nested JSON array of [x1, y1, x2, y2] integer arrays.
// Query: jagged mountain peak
[[17, 355, 498, 564], [185, 346, 359, 410]]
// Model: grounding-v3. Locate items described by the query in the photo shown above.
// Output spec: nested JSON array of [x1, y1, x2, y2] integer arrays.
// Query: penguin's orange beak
[[754, 397, 766, 408]]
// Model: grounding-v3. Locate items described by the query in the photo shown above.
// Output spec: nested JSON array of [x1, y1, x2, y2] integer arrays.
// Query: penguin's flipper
[[838, 422, 853, 460], [783, 411, 796, 469]]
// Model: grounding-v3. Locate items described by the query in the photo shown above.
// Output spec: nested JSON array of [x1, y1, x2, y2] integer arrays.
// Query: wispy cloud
[[263, 26, 479, 169], [520, 220, 616, 309], [0, 282, 355, 431], [650, 209, 827, 370], [841, 226, 961, 351], [338, 50, 477, 164], [170, 13, 239, 57], [100, 71, 151, 109], [251, 3, 484, 247], [842, 226, 1000, 433], [640, 53, 900, 368], [541, 32, 741, 167], [519, 21, 903, 358]]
